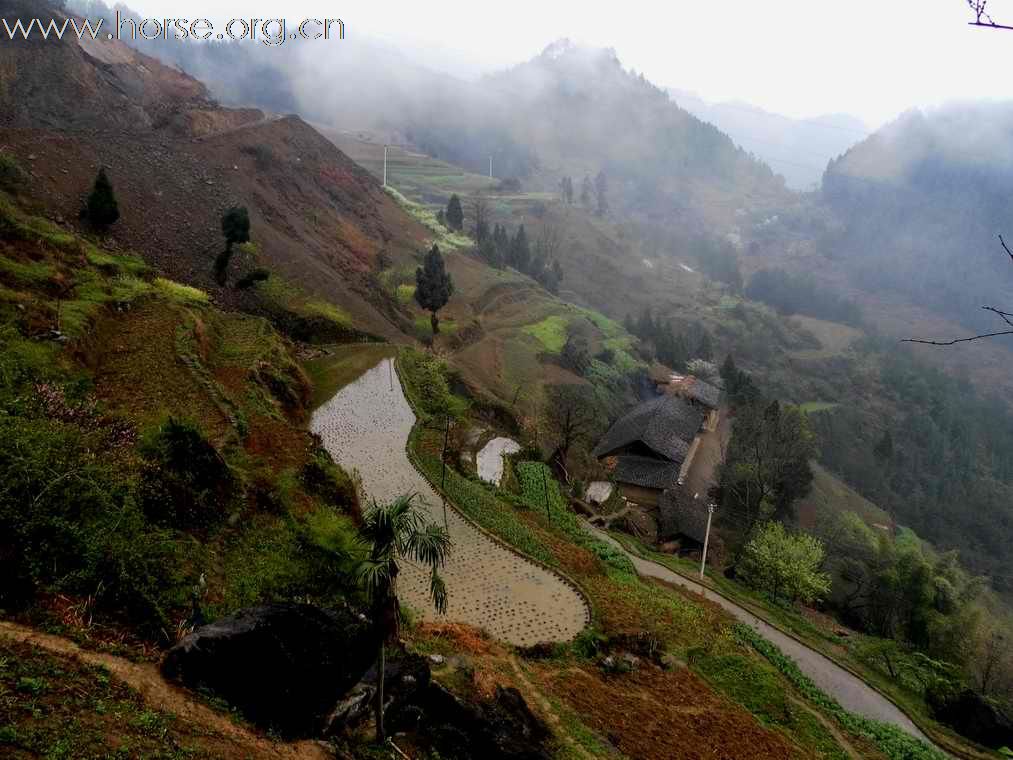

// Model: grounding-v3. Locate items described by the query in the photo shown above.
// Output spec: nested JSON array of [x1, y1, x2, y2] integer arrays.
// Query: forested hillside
[[670, 89, 868, 190], [821, 104, 1013, 335]]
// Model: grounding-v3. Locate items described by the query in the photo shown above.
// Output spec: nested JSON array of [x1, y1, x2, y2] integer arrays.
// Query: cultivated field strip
[[310, 358, 589, 646]]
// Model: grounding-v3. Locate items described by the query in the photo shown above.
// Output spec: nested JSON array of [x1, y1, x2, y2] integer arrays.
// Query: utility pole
[[488, 155, 493, 179], [383, 145, 388, 188], [440, 414, 450, 530], [699, 504, 715, 580]]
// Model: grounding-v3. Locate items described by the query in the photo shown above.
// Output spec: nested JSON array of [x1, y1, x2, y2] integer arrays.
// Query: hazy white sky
[[123, 0, 1012, 128]]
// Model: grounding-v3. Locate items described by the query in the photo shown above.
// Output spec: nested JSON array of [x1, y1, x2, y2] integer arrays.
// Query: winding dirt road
[[309, 358, 589, 647], [584, 525, 940, 749]]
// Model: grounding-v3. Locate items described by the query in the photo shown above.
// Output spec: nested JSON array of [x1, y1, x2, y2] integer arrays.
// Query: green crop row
[[733, 623, 948, 760], [515, 461, 634, 575]]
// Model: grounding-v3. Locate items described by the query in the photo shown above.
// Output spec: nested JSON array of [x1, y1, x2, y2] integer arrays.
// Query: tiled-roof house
[[594, 395, 706, 508], [658, 489, 711, 545], [595, 376, 722, 544]]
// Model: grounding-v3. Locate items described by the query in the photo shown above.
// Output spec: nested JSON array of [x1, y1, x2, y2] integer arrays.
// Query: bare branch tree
[[965, 0, 1013, 29], [471, 195, 490, 243], [903, 234, 1013, 345], [535, 225, 564, 262], [968, 0, 994, 25]]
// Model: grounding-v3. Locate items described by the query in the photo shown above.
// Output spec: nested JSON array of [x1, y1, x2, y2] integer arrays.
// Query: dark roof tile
[[594, 395, 704, 463], [658, 489, 711, 543], [612, 456, 682, 490]]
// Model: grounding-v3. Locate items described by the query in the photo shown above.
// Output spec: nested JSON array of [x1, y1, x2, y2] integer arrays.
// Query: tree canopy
[[739, 521, 831, 605], [415, 244, 454, 334], [86, 168, 119, 228], [215, 207, 251, 285], [445, 194, 464, 231], [354, 495, 451, 740]]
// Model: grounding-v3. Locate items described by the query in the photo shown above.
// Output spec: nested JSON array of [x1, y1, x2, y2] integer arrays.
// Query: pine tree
[[494, 224, 510, 255], [472, 196, 490, 243], [215, 206, 251, 285], [445, 194, 464, 232], [478, 236, 502, 269], [415, 244, 454, 334], [509, 225, 531, 273], [580, 175, 593, 207], [86, 168, 120, 228]]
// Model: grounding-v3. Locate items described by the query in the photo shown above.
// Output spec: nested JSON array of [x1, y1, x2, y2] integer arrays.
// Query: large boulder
[[391, 682, 553, 760], [929, 688, 1013, 749], [324, 652, 431, 736], [162, 602, 374, 738]]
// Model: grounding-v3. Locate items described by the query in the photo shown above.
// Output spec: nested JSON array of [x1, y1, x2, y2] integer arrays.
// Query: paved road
[[584, 524, 938, 747], [310, 358, 589, 647]]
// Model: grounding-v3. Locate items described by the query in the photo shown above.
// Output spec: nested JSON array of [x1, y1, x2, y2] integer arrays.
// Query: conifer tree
[[509, 225, 531, 272], [445, 194, 464, 232], [86, 168, 120, 228], [215, 206, 251, 285], [415, 244, 454, 334]]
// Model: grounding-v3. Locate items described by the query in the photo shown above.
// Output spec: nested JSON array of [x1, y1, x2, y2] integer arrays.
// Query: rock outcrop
[[929, 688, 1013, 749], [390, 682, 553, 760], [162, 602, 374, 738]]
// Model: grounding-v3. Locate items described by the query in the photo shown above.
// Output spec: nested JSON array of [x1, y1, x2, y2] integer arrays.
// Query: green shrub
[[236, 268, 271, 289], [0, 412, 191, 636], [154, 277, 208, 304], [399, 347, 468, 419], [0, 153, 26, 191], [301, 448, 357, 510], [515, 460, 634, 574], [138, 417, 235, 532]]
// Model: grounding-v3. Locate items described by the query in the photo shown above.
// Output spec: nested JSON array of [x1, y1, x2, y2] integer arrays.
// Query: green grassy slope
[[0, 191, 362, 643]]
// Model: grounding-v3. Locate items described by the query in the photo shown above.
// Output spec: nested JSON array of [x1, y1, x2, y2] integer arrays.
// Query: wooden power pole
[[699, 504, 715, 580]]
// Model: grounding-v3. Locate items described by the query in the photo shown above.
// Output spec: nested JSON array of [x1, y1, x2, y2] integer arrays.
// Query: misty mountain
[[66, 4, 790, 236], [821, 102, 1013, 334], [670, 89, 867, 190]]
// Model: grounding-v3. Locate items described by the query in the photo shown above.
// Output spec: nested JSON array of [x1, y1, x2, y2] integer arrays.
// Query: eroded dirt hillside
[[0, 0, 427, 340]]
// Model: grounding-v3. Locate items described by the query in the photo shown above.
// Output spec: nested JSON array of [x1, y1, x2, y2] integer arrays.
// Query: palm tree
[[354, 494, 452, 742]]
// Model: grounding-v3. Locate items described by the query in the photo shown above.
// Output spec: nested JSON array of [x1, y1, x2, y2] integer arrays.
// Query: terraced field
[[309, 357, 589, 646]]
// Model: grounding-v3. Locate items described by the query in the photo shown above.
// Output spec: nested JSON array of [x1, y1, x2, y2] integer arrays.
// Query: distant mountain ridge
[[670, 89, 868, 190], [821, 102, 1013, 332]]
